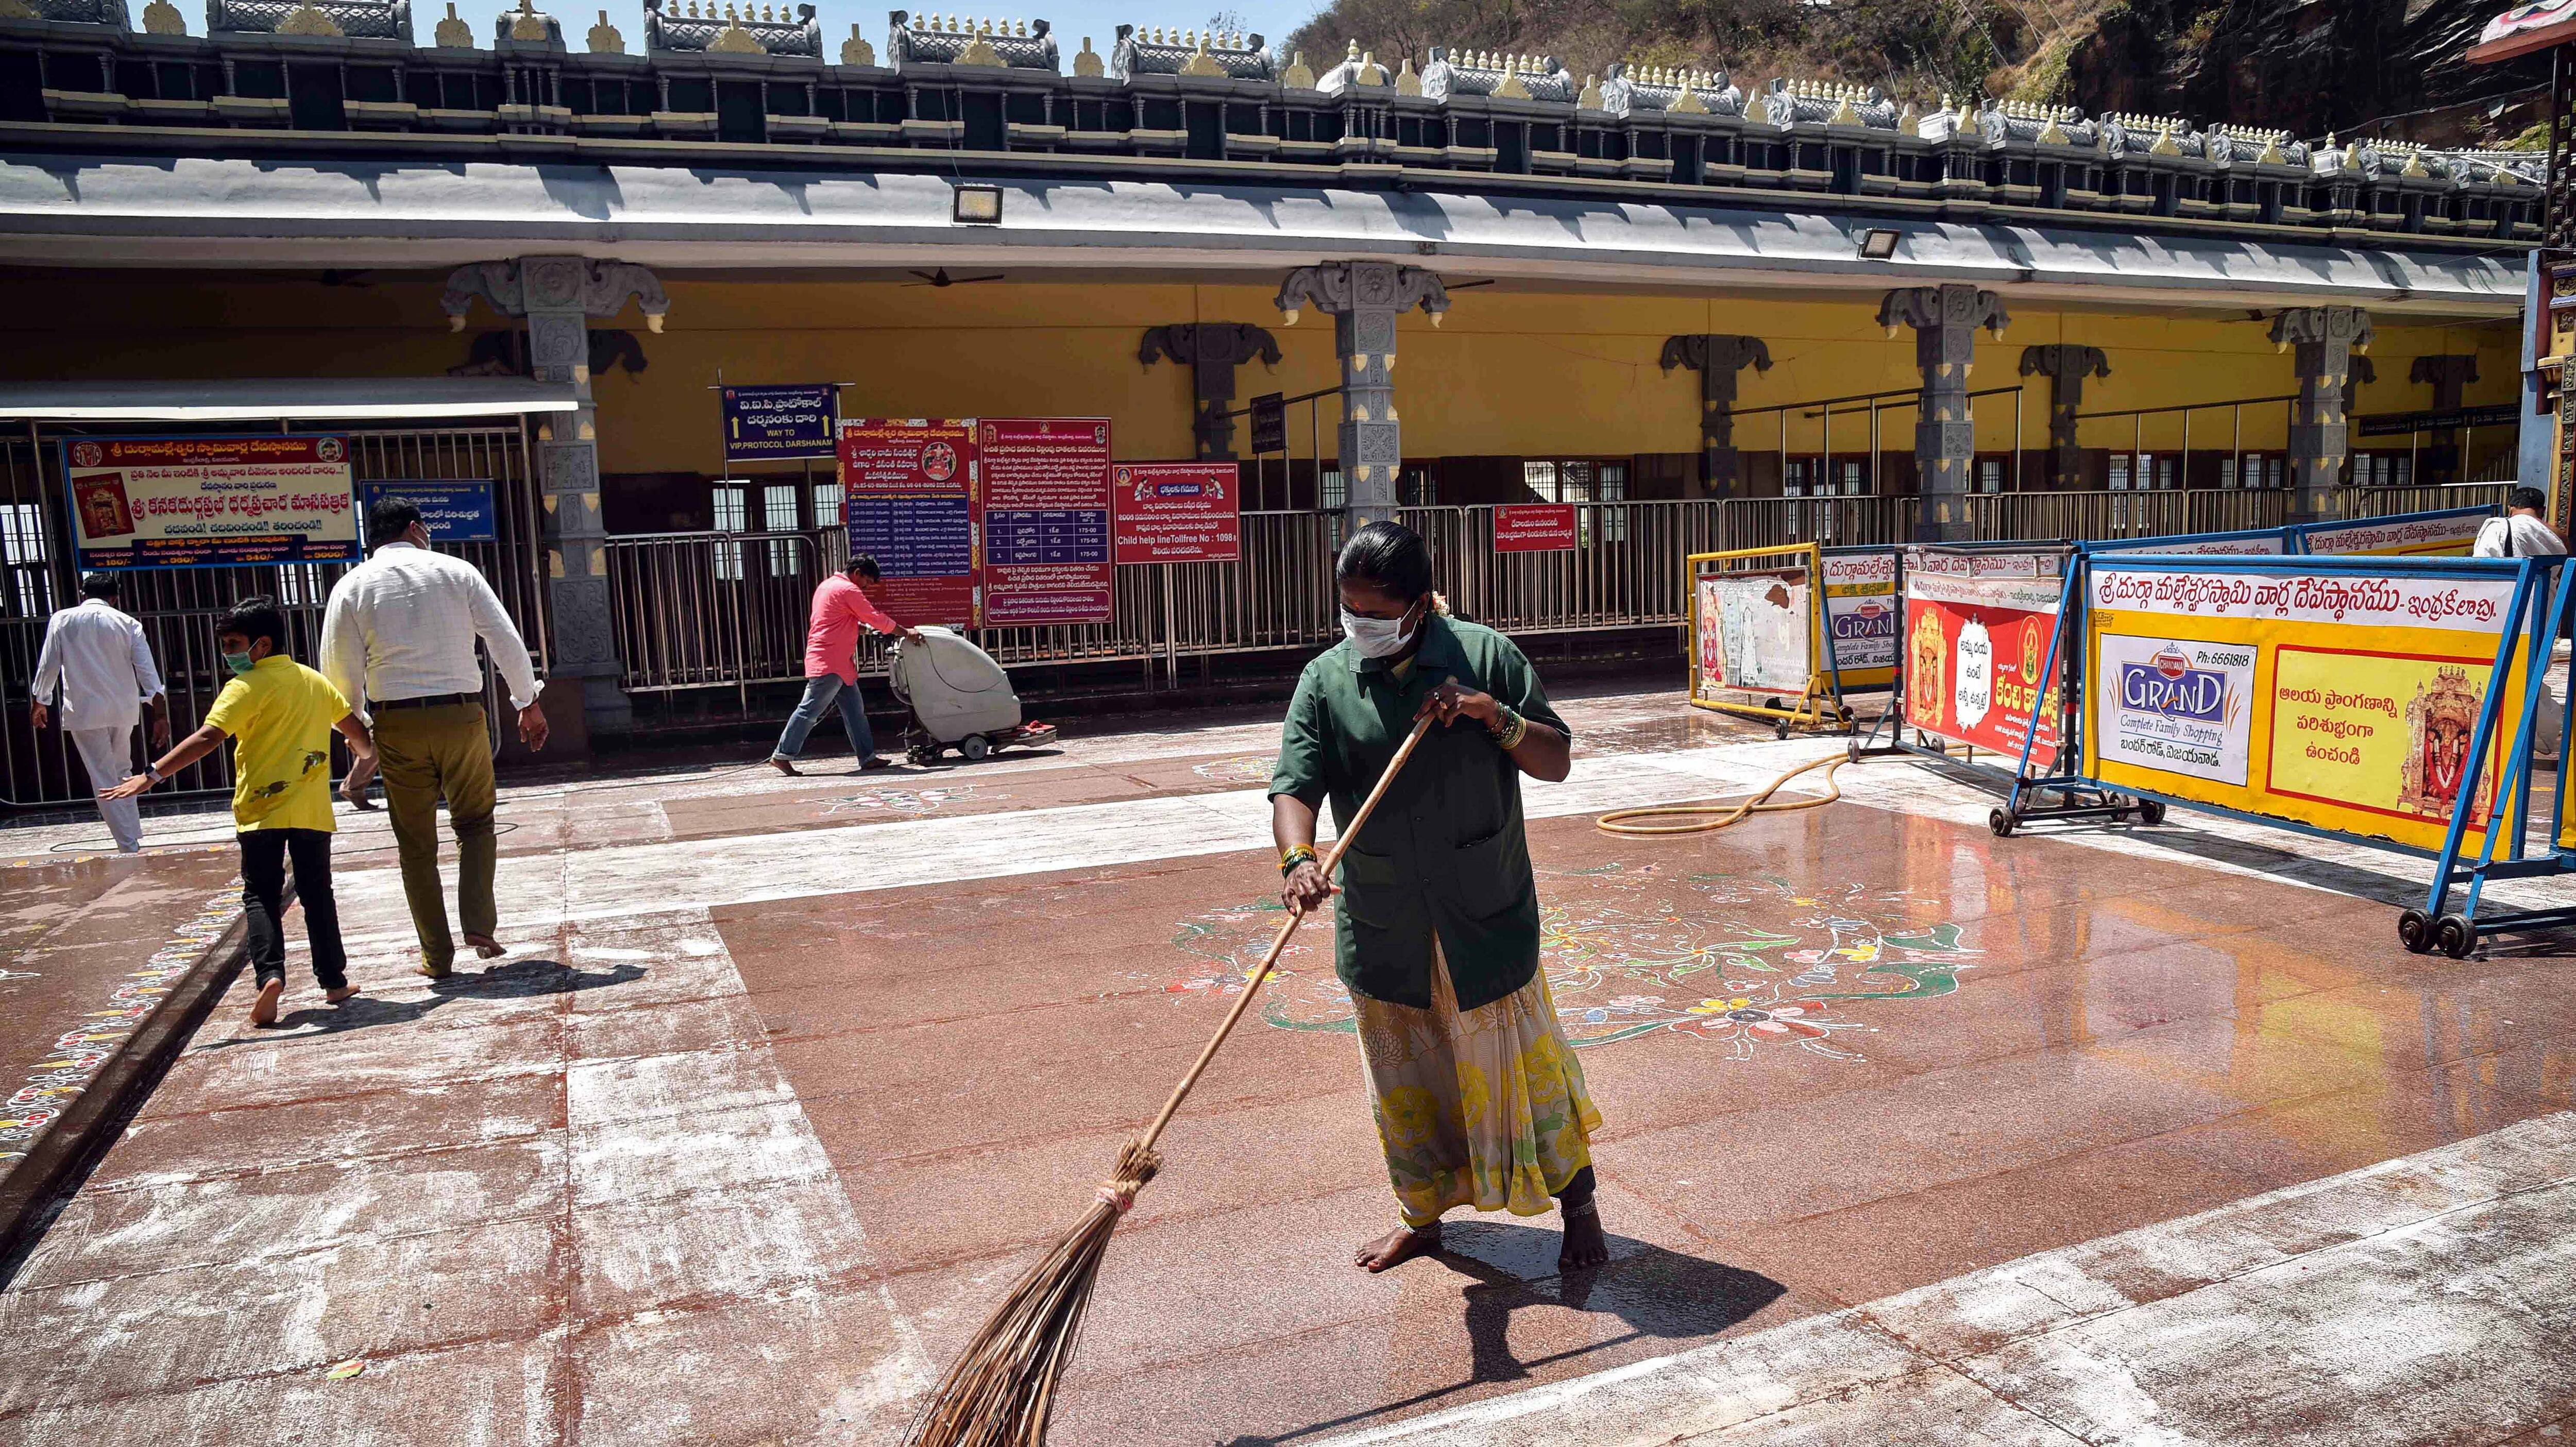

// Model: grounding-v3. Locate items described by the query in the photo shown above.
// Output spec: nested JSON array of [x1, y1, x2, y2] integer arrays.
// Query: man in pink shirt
[[769, 554, 921, 775]]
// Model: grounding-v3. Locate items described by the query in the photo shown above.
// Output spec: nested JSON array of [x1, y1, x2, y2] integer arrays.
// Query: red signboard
[[1112, 462, 1242, 564], [1901, 557, 2065, 770], [838, 419, 979, 627], [1494, 503, 1579, 553], [977, 417, 1114, 626]]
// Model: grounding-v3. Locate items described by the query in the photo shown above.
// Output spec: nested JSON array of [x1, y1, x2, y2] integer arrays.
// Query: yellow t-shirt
[[204, 656, 349, 833]]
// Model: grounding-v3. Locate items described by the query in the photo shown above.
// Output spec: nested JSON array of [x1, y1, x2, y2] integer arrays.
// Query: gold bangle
[[1280, 844, 1318, 875], [1493, 710, 1528, 751]]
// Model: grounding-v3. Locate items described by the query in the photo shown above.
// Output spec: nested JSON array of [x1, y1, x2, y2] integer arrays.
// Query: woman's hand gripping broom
[[903, 715, 1438, 1447]]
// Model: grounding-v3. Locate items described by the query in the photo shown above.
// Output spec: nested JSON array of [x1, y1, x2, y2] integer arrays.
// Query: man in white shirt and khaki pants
[[322, 497, 548, 977], [30, 571, 170, 853], [2475, 486, 2571, 762]]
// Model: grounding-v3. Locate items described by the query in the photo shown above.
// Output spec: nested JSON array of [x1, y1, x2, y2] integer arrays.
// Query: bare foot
[[415, 962, 451, 980], [1354, 1224, 1442, 1273], [326, 984, 362, 1004], [463, 933, 506, 959], [249, 978, 283, 1027], [768, 757, 800, 777], [858, 755, 894, 771], [1560, 1207, 1610, 1270]]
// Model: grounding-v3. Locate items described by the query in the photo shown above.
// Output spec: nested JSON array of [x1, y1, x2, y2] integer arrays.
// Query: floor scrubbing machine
[[888, 625, 1059, 764]]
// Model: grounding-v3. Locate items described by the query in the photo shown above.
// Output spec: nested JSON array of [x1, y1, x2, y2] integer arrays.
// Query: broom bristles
[[905, 1142, 1161, 1447]]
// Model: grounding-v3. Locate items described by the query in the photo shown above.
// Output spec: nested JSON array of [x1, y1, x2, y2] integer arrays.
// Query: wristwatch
[[143, 765, 164, 785]]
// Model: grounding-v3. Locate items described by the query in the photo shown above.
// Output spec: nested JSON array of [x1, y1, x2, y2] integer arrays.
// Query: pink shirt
[[804, 574, 902, 682]]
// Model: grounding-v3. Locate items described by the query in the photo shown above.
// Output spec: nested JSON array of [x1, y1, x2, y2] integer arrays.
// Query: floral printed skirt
[[1352, 943, 1603, 1228]]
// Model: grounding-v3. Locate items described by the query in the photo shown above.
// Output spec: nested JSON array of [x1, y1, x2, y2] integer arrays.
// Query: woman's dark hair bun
[[1335, 520, 1433, 602]]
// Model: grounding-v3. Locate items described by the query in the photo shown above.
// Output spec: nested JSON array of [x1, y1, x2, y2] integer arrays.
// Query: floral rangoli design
[[1162, 862, 1974, 1061], [822, 784, 982, 816], [1191, 756, 1277, 784]]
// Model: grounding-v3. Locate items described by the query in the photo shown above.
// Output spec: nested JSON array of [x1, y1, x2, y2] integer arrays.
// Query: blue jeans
[[771, 673, 876, 762]]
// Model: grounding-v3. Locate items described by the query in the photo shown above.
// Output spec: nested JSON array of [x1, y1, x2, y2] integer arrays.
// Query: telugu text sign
[[1901, 552, 2066, 768], [63, 435, 359, 570], [1112, 462, 1240, 564], [2084, 563, 2526, 854], [722, 384, 839, 463], [1494, 504, 1579, 553], [357, 479, 495, 543], [838, 419, 979, 626], [978, 417, 1113, 626], [1821, 548, 1899, 687], [2296, 508, 2490, 558]]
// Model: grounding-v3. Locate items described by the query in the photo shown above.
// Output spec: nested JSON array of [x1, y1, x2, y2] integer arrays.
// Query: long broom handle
[[1134, 714, 1436, 1154]]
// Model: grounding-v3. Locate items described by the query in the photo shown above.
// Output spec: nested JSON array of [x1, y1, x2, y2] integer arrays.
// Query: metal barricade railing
[[1717, 496, 1916, 551], [1965, 489, 2194, 542], [2185, 489, 2293, 535], [2350, 483, 2515, 519], [605, 529, 825, 696]]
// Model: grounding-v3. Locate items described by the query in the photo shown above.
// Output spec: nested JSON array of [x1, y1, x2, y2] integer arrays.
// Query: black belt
[[376, 692, 480, 710]]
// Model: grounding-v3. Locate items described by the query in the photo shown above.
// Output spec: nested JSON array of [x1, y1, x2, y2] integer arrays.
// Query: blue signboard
[[722, 384, 839, 463], [847, 493, 974, 578], [358, 479, 496, 543]]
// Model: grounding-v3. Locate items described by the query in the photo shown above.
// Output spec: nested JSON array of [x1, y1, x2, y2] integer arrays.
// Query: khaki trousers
[[374, 702, 496, 969]]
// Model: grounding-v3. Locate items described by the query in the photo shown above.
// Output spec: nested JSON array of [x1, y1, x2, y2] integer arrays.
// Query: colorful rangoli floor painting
[[1162, 862, 1975, 1060], [1192, 756, 1279, 783], [821, 784, 985, 815]]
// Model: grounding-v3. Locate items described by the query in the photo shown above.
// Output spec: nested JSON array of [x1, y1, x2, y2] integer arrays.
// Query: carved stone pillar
[[440, 257, 670, 735], [1880, 285, 2010, 541], [2269, 307, 2374, 524], [1275, 263, 1450, 523], [2409, 353, 2480, 485], [1138, 323, 1281, 461], [2017, 344, 2109, 488], [1659, 335, 1771, 498]]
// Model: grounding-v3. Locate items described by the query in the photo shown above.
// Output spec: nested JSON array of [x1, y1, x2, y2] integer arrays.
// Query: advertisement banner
[[1494, 504, 1579, 553], [1901, 549, 2067, 769], [2087, 528, 2289, 557], [63, 435, 359, 570], [1821, 548, 1899, 689], [722, 384, 839, 463], [2296, 507, 2491, 558], [2084, 561, 2527, 854], [977, 417, 1113, 627], [839, 419, 979, 626], [1112, 462, 1241, 564], [1694, 566, 1813, 697], [357, 479, 495, 543]]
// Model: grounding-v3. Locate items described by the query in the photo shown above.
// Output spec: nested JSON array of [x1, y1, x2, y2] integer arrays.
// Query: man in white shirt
[[320, 497, 548, 978], [2475, 487, 2570, 761], [30, 572, 170, 853]]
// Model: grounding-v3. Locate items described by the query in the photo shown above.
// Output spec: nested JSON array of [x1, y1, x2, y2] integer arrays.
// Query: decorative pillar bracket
[[2016, 344, 2109, 488], [1275, 262, 1450, 523], [1880, 285, 2009, 541], [1659, 334, 1772, 498], [2269, 306, 2374, 523], [1139, 323, 1282, 461], [439, 256, 670, 735]]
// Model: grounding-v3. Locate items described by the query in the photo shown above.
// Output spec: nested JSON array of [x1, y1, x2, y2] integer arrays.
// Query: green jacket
[[1269, 613, 1570, 1012]]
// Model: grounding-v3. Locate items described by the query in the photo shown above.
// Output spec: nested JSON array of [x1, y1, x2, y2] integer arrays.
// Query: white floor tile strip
[[1306, 1110, 2576, 1447]]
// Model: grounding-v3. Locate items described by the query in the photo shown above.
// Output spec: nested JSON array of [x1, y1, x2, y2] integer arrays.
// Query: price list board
[[837, 419, 980, 626], [977, 417, 1114, 626]]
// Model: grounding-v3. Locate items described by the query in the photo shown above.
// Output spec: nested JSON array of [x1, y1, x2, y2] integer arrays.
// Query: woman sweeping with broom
[[1272, 520, 1609, 1273]]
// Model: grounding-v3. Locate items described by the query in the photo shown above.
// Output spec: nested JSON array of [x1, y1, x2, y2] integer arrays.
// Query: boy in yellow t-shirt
[[106, 597, 378, 1027]]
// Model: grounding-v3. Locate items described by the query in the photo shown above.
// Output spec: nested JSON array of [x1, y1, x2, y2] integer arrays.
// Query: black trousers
[[238, 828, 347, 991]]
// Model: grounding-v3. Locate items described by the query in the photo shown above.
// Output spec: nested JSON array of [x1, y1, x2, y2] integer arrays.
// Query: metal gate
[[1, 422, 546, 812]]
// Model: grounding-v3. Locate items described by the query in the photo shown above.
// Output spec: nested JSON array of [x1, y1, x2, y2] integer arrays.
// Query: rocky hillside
[[1281, 0, 2555, 147]]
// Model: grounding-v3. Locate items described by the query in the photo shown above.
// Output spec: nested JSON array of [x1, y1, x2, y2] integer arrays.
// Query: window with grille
[[1320, 467, 1346, 512], [1598, 462, 1629, 541], [1, 501, 52, 619], [1522, 461, 1560, 502], [763, 483, 800, 573], [712, 483, 746, 581], [1978, 457, 2004, 493]]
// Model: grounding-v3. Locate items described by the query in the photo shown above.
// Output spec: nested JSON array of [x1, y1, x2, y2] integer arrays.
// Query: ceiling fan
[[907, 268, 1006, 287]]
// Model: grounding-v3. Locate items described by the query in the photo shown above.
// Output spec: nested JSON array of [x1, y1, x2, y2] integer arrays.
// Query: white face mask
[[1341, 603, 1420, 659]]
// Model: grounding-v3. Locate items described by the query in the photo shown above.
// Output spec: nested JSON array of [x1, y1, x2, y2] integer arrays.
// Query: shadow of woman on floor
[[1217, 1220, 1786, 1446], [206, 958, 648, 1043]]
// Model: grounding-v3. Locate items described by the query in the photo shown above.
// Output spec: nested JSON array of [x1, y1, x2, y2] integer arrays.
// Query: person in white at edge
[[321, 497, 548, 977], [31, 571, 170, 852], [2475, 485, 2571, 761]]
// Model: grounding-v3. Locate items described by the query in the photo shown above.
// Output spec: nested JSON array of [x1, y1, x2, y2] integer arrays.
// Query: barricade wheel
[[2435, 914, 2477, 960], [906, 743, 940, 767], [961, 735, 992, 762], [1846, 738, 1865, 764], [2396, 909, 2434, 954], [1774, 720, 1793, 741], [2138, 799, 2166, 826], [1989, 807, 2015, 838]]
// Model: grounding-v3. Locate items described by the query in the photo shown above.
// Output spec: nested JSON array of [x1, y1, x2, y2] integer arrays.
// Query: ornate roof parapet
[[492, 0, 559, 47], [2204, 123, 2303, 167], [2098, 111, 2197, 159], [2441, 148, 2545, 186], [641, 0, 817, 54], [1974, 96, 2093, 147], [1112, 23, 1268, 80], [1314, 38, 1388, 94], [2363, 139, 2439, 180], [1599, 62, 1740, 118], [1758, 77, 1897, 130], [1418, 46, 1573, 104], [889, 10, 1054, 69], [208, 0, 409, 38], [7, 0, 133, 28]]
